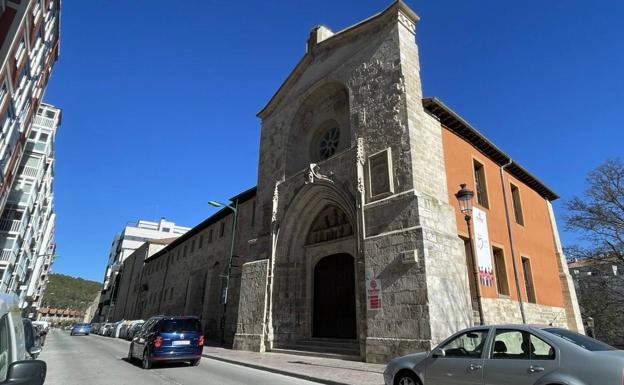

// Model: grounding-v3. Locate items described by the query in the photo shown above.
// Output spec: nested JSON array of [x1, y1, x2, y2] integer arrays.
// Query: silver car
[[384, 324, 624, 385]]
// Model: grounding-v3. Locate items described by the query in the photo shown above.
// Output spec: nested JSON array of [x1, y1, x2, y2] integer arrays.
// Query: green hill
[[42, 273, 101, 310]]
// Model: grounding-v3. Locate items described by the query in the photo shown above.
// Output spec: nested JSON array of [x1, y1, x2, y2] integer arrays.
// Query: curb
[[201, 353, 351, 385]]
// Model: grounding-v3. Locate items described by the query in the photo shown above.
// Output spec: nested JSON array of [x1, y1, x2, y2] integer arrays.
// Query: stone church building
[[108, 1, 583, 363]]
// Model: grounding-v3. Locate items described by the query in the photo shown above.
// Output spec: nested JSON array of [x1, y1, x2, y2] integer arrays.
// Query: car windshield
[[159, 319, 201, 333], [543, 328, 617, 351], [74, 324, 89, 327]]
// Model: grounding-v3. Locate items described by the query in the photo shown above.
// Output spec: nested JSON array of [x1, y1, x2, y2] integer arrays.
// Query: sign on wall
[[366, 278, 383, 310], [472, 207, 494, 286]]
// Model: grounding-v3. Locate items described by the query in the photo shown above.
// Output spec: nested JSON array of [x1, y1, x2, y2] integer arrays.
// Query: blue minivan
[[128, 316, 204, 369]]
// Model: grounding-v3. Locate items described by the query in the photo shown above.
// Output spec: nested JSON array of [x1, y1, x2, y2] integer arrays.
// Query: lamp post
[[208, 199, 238, 345], [455, 183, 485, 326]]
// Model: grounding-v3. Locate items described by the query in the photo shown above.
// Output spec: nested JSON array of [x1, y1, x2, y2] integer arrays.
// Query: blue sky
[[44, 1, 624, 282]]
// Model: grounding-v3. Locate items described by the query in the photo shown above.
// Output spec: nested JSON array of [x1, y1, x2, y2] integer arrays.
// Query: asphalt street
[[39, 329, 320, 385]]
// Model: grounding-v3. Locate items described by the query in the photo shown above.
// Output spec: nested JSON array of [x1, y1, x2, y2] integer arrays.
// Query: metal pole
[[220, 199, 238, 345], [466, 215, 485, 326]]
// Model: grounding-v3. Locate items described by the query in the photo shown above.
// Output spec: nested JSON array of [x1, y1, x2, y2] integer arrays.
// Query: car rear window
[[159, 319, 201, 333], [543, 328, 617, 351]]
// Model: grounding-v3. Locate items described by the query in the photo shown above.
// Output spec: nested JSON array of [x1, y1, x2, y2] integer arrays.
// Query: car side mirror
[[28, 346, 42, 358], [2, 360, 46, 385], [432, 348, 446, 358]]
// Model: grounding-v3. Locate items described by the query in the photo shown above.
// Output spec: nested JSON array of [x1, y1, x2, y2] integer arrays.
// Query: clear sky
[[44, 1, 623, 282]]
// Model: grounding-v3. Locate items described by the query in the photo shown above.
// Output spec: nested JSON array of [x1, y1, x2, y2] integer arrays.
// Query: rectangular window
[[209, 229, 213, 243], [473, 160, 489, 208], [522, 257, 536, 303], [492, 247, 510, 296], [183, 245, 187, 257], [251, 201, 256, 227], [219, 222, 225, 238], [190, 239, 195, 253], [199, 234, 204, 249], [510, 183, 524, 225]]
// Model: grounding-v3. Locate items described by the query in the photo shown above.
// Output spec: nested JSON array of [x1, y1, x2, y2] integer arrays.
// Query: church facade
[[108, 1, 583, 364]]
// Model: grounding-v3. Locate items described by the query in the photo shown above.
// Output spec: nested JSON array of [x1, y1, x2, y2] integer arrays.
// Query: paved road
[[39, 330, 320, 385]]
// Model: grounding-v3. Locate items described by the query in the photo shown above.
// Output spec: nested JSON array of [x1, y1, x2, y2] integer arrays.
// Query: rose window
[[318, 127, 340, 160]]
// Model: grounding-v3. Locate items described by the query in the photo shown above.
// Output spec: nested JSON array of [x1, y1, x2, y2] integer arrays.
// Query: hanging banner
[[472, 207, 494, 286], [366, 278, 382, 310]]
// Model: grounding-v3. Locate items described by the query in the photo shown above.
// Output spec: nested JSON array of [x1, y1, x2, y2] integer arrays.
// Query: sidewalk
[[201, 346, 386, 385]]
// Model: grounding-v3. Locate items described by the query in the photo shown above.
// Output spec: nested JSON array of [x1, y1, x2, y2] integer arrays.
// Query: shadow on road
[[121, 357, 196, 370]]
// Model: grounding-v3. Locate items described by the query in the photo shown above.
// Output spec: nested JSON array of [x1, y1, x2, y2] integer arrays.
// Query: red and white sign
[[366, 278, 382, 310]]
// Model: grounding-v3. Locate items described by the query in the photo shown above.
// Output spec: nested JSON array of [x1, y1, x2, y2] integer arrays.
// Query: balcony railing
[[0, 249, 15, 263], [0, 219, 21, 233], [18, 166, 39, 179], [32, 115, 56, 129]]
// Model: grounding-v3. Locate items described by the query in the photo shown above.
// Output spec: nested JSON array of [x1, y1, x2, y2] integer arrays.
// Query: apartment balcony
[[0, 219, 21, 233], [0, 249, 16, 264], [32, 115, 56, 130], [25, 141, 52, 158]]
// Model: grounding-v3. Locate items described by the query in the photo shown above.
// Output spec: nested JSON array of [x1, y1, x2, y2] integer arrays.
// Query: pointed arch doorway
[[313, 253, 357, 339]]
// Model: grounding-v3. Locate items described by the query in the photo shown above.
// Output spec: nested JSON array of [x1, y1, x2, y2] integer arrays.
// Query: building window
[[317, 126, 340, 160], [191, 239, 195, 253], [492, 247, 510, 296], [199, 234, 204, 249], [183, 245, 188, 258], [473, 160, 489, 208], [169, 288, 174, 299], [208, 229, 213, 243], [162, 227, 170, 232], [510, 183, 524, 225], [219, 222, 225, 238], [522, 257, 536, 303]]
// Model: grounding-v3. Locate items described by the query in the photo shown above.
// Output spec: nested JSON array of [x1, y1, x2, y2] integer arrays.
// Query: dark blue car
[[128, 316, 204, 369], [70, 323, 91, 336]]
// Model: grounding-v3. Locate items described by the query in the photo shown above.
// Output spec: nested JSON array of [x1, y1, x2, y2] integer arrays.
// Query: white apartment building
[[0, 102, 59, 313], [97, 219, 190, 321], [102, 218, 190, 290], [0, 0, 60, 216]]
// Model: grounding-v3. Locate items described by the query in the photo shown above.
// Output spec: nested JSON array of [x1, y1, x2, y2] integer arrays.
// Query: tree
[[566, 158, 624, 345], [566, 158, 624, 263]]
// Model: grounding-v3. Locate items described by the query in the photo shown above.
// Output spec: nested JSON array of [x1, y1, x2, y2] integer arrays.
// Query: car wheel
[[141, 349, 152, 370], [127, 344, 134, 361], [395, 371, 419, 385], [190, 359, 200, 366]]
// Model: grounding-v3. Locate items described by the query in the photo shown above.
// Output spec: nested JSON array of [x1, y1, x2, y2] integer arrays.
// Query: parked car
[[101, 323, 114, 336], [0, 295, 47, 385], [22, 319, 43, 359], [125, 321, 145, 341], [112, 320, 125, 338], [384, 324, 624, 385], [128, 316, 204, 369], [120, 320, 144, 340], [89, 323, 101, 335], [70, 323, 91, 336]]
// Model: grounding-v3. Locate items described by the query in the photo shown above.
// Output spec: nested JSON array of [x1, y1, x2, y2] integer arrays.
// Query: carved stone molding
[[305, 163, 333, 185]]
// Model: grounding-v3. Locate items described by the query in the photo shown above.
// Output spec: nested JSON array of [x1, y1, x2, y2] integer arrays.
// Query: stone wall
[[233, 259, 269, 352], [482, 297, 568, 328]]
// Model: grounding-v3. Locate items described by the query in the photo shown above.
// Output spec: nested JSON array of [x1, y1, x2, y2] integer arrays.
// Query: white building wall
[[0, 103, 59, 311]]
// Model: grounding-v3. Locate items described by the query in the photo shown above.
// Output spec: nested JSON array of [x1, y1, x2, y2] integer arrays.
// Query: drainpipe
[[500, 159, 527, 324]]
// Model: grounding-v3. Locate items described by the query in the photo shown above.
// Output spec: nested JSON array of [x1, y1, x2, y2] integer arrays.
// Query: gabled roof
[[257, 0, 419, 120], [423, 97, 559, 201]]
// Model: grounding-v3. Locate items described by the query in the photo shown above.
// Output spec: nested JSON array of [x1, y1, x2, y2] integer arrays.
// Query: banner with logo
[[472, 207, 494, 286]]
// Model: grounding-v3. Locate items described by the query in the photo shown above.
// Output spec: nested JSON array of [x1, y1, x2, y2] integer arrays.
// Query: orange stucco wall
[[441, 127, 564, 308]]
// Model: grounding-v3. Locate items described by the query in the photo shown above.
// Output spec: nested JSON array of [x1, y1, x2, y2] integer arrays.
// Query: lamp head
[[455, 183, 475, 218]]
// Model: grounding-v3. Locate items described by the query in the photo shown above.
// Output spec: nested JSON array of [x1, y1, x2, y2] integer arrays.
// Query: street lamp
[[208, 199, 238, 345], [455, 183, 485, 325]]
